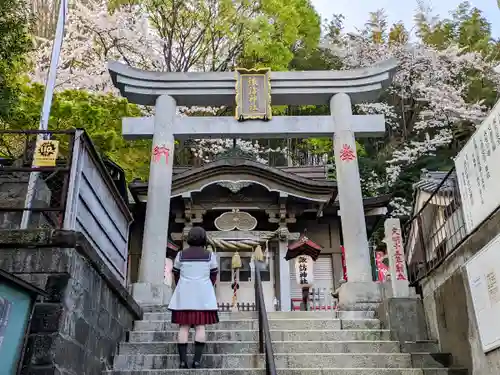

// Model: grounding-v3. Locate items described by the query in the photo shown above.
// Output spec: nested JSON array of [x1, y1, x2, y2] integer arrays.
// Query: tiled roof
[[172, 165, 328, 180], [413, 170, 458, 194]]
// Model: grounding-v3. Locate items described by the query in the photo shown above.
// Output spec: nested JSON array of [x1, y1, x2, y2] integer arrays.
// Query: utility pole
[[20, 0, 69, 228]]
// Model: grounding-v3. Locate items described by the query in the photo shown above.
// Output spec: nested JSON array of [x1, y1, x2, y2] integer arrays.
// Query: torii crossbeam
[[108, 59, 398, 310]]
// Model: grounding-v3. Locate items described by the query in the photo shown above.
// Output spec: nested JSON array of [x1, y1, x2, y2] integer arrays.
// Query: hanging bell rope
[[231, 253, 241, 308], [207, 229, 282, 251], [231, 270, 239, 308]]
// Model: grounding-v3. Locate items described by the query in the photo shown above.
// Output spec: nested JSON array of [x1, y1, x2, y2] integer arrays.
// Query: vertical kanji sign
[[384, 218, 410, 297]]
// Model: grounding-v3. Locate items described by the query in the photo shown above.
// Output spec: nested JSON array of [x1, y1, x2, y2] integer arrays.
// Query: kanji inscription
[[298, 256, 308, 284], [339, 144, 356, 161], [235, 68, 272, 121], [391, 227, 407, 281], [152, 144, 170, 164]]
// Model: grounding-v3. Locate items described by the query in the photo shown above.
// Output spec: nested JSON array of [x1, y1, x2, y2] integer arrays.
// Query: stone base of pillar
[[376, 297, 429, 342], [337, 281, 382, 311], [130, 282, 172, 306]]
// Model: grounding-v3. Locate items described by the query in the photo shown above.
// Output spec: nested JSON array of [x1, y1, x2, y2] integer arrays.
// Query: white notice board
[[455, 100, 500, 233], [465, 232, 500, 353]]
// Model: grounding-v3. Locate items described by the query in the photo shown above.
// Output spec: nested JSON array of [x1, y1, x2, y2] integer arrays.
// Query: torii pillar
[[108, 60, 398, 308]]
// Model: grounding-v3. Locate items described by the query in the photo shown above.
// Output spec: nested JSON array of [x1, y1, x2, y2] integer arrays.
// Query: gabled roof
[[130, 158, 337, 203], [285, 235, 323, 261]]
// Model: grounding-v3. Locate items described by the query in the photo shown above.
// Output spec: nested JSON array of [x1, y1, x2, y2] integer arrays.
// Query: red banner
[[375, 251, 389, 282]]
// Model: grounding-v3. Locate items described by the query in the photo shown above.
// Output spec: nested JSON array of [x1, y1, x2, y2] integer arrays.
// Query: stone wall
[[0, 230, 142, 375], [420, 207, 500, 375], [0, 172, 54, 229]]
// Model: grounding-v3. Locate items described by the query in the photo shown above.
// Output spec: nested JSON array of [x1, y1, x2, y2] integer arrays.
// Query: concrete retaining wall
[[420, 207, 500, 375]]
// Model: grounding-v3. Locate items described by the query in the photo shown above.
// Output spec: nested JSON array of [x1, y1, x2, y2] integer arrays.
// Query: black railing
[[403, 169, 467, 284], [173, 138, 333, 168], [253, 260, 277, 375], [0, 130, 77, 229]]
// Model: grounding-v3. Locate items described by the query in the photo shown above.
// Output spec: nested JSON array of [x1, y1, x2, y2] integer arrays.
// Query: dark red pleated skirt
[[170, 310, 219, 326]]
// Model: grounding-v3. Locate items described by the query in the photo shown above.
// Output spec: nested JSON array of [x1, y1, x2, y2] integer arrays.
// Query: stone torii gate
[[108, 60, 398, 309]]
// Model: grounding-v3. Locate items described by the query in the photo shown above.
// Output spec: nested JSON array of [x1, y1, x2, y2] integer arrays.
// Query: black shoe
[[192, 341, 205, 368], [177, 343, 189, 368]]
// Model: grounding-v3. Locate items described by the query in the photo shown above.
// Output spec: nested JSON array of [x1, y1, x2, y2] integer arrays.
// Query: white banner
[[455, 100, 500, 233]]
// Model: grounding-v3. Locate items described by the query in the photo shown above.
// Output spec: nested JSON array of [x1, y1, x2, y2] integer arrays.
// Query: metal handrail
[[253, 260, 277, 375]]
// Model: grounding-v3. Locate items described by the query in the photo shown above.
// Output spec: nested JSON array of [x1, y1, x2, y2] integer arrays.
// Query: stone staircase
[[106, 308, 467, 375]]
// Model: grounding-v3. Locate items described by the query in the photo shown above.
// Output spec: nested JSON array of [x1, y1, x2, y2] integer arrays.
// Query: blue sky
[[311, 0, 500, 37]]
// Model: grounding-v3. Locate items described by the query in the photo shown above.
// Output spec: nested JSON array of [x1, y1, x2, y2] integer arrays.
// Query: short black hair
[[187, 226, 207, 247]]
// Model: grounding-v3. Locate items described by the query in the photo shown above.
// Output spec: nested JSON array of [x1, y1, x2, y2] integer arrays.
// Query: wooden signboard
[[235, 68, 272, 121]]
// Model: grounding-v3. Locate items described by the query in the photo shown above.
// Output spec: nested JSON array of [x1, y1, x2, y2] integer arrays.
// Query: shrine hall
[[125, 153, 390, 311]]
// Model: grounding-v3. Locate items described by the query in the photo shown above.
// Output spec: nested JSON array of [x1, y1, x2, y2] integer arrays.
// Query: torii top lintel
[[107, 59, 398, 107]]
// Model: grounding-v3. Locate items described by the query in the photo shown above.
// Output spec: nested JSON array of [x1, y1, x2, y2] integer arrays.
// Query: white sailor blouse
[[168, 247, 219, 311]]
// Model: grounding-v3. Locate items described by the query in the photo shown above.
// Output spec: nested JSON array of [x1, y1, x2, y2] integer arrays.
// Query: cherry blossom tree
[[31, 0, 320, 164], [30, 0, 500, 215], [324, 7, 500, 215]]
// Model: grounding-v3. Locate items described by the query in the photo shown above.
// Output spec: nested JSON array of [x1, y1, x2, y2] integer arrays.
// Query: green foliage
[[4, 0, 499, 201], [239, 0, 321, 70], [110, 0, 321, 72], [0, 0, 32, 122], [416, 1, 498, 56], [4, 82, 150, 181]]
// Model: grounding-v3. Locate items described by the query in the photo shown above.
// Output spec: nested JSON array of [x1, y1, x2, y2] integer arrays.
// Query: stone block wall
[[0, 230, 142, 375], [419, 207, 500, 375]]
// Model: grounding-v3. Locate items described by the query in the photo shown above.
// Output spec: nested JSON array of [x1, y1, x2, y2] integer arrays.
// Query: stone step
[[106, 370, 467, 375], [106, 369, 467, 375], [119, 340, 401, 355], [129, 329, 391, 342], [134, 319, 381, 331], [402, 341, 440, 353], [113, 353, 413, 370], [411, 353, 452, 368], [142, 310, 376, 321]]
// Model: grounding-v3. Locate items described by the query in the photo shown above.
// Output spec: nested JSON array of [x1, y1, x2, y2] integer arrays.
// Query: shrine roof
[[285, 235, 323, 261], [129, 157, 337, 203], [108, 59, 398, 107], [171, 165, 329, 181]]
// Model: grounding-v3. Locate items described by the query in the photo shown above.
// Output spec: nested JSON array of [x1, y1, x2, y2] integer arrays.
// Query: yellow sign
[[33, 140, 59, 167]]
